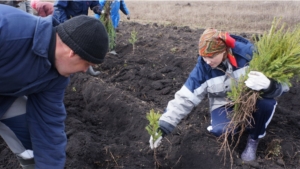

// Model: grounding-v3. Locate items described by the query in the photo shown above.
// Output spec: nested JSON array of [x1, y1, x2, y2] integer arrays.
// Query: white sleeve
[[159, 85, 204, 127]]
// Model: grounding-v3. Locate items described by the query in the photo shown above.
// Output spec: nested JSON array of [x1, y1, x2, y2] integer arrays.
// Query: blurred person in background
[[149, 28, 289, 162], [0, 0, 32, 14], [53, 0, 105, 76], [53, 0, 102, 23], [18, 0, 33, 14], [31, 0, 53, 17], [0, 4, 108, 169], [0, 0, 22, 8], [95, 0, 130, 55]]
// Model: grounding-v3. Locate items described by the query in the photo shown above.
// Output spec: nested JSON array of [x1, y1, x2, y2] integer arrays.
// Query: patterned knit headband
[[199, 28, 226, 57], [198, 28, 237, 67]]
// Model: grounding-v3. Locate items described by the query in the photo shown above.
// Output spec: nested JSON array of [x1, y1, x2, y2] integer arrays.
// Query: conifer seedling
[[145, 109, 162, 168], [128, 29, 138, 54], [100, 1, 116, 51], [146, 109, 162, 142]]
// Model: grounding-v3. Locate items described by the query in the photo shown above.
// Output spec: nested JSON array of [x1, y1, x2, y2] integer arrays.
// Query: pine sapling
[[100, 1, 116, 51], [145, 109, 162, 168], [128, 28, 138, 54]]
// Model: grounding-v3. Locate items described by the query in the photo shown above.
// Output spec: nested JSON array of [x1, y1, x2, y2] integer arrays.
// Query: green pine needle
[[228, 17, 300, 103], [145, 109, 162, 142]]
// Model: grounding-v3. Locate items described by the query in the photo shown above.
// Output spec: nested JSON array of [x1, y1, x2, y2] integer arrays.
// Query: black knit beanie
[[56, 15, 108, 64]]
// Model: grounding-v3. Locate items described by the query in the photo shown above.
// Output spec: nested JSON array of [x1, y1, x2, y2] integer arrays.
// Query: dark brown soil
[[1, 21, 300, 169]]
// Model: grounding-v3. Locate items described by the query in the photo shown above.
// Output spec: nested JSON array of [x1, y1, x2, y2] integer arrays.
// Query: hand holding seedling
[[146, 109, 162, 149], [145, 109, 162, 168]]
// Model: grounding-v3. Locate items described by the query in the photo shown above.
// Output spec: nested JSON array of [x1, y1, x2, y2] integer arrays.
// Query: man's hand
[[127, 15, 130, 20], [149, 134, 162, 149], [245, 71, 271, 91]]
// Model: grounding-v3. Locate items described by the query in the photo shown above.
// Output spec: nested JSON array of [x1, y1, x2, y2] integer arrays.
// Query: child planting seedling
[[148, 17, 300, 169], [222, 18, 300, 166], [145, 109, 162, 168]]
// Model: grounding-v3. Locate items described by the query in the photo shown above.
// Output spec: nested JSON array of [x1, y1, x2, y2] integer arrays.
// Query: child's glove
[[245, 71, 271, 91], [149, 133, 162, 149]]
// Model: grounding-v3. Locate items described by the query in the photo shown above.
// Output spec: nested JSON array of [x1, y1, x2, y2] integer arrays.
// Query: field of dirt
[[1, 1, 300, 169], [64, 22, 300, 169]]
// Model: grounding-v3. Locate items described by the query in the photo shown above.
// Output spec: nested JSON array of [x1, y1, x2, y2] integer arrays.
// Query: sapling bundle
[[221, 18, 300, 166], [100, 1, 116, 51], [145, 109, 162, 168]]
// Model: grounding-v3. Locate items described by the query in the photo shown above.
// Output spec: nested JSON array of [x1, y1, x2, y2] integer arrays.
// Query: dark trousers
[[210, 98, 277, 140], [0, 96, 35, 168]]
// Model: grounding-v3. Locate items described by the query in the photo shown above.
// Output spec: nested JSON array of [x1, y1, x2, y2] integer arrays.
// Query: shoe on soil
[[109, 50, 117, 55], [86, 66, 100, 76], [241, 137, 260, 162]]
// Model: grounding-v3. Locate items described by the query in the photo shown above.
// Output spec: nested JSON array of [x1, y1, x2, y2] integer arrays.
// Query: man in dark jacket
[[53, 0, 104, 76], [53, 0, 102, 23], [0, 4, 108, 169]]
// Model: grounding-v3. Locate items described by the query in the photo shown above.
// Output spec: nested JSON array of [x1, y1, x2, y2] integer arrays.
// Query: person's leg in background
[[0, 96, 35, 169]]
